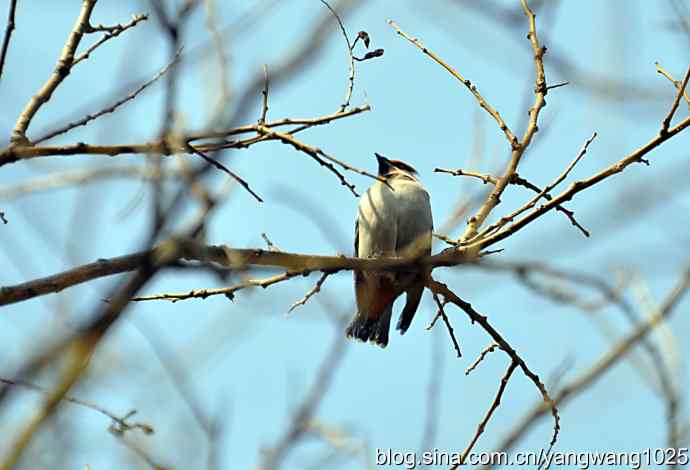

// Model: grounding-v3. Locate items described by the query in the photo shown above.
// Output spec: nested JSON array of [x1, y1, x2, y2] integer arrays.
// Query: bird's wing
[[395, 182, 433, 258], [354, 217, 359, 256], [394, 180, 433, 335], [354, 184, 398, 321]]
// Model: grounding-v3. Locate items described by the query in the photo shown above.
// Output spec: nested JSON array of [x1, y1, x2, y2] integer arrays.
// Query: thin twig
[[261, 233, 280, 252], [487, 268, 690, 464], [73, 14, 148, 66], [257, 126, 382, 197], [289, 272, 331, 313], [1, 105, 372, 166], [431, 292, 462, 357], [132, 270, 303, 302], [475, 114, 690, 250], [388, 19, 518, 149], [656, 62, 690, 110], [34, 51, 181, 144], [435, 167, 590, 238], [471, 132, 598, 242], [259, 64, 269, 124], [319, 0, 355, 112], [545, 81, 569, 91], [465, 342, 499, 375], [454, 360, 518, 468], [204, 0, 231, 124], [0, 377, 154, 435], [187, 144, 263, 203], [434, 168, 496, 185], [459, 0, 549, 242], [427, 278, 560, 450], [661, 66, 690, 135], [0, 0, 18, 80]]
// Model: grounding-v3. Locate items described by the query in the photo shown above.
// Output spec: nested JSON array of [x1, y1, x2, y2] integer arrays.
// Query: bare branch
[[319, 0, 355, 112], [203, 0, 232, 124], [459, 0, 549, 242], [388, 19, 518, 149], [187, 144, 263, 203], [257, 125, 383, 196], [261, 233, 281, 252], [545, 81, 569, 91], [0, 0, 18, 80], [73, 13, 148, 66], [431, 292, 462, 357], [259, 64, 269, 124], [660, 65, 690, 135], [454, 360, 518, 468], [0, 248, 151, 305], [289, 272, 331, 313], [1, 105, 372, 166], [488, 268, 690, 461], [132, 270, 302, 303], [435, 166, 590, 238], [471, 132, 597, 242], [465, 342, 499, 376], [656, 62, 690, 110], [0, 240, 477, 306], [427, 278, 560, 450], [10, 0, 99, 144], [34, 51, 181, 144], [477, 114, 690, 250], [0, 377, 153, 435]]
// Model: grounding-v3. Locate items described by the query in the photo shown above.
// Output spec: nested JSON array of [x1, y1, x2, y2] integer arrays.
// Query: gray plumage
[[346, 154, 433, 348]]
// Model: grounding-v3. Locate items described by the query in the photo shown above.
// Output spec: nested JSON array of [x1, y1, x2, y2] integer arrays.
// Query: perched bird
[[346, 153, 433, 348]]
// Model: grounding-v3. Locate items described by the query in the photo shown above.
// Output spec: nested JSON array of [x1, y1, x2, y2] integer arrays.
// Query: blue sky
[[2, 1, 690, 468]]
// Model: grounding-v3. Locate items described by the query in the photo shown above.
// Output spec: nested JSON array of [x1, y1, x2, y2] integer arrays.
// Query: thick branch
[[0, 250, 151, 305], [0, 241, 474, 306]]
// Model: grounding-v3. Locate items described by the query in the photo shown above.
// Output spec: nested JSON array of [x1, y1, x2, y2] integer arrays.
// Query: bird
[[346, 153, 433, 348]]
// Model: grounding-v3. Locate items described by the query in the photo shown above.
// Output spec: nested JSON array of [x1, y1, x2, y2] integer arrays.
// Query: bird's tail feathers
[[396, 284, 424, 335], [345, 305, 392, 348]]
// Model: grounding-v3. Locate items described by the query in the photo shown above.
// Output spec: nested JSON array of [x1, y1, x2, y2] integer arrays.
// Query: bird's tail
[[345, 305, 392, 348], [396, 284, 424, 335]]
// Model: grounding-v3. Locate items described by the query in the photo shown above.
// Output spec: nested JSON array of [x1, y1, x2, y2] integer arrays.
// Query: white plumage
[[346, 154, 433, 348]]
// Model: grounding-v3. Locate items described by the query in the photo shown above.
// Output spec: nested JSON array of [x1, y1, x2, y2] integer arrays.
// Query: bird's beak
[[375, 152, 391, 176]]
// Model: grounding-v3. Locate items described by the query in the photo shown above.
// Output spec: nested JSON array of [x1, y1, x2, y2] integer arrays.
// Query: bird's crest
[[375, 153, 419, 177]]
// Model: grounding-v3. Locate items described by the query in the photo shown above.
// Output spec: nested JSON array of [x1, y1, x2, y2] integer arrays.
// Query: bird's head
[[375, 153, 419, 180]]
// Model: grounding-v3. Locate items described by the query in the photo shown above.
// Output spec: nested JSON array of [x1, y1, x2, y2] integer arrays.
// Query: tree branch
[[10, 0, 99, 144], [0, 0, 18, 80], [486, 268, 690, 463], [0, 240, 476, 306]]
